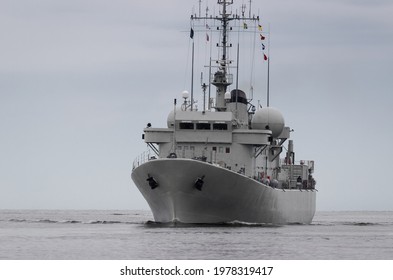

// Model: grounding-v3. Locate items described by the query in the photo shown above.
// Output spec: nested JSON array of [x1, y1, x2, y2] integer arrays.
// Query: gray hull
[[131, 158, 316, 224]]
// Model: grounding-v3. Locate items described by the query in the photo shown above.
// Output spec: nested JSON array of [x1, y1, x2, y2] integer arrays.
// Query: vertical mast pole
[[208, 56, 212, 110], [191, 41, 195, 111], [207, 5, 212, 111], [249, 0, 252, 18], [214, 0, 231, 111], [222, 1, 228, 72], [267, 26, 271, 107], [235, 42, 240, 110], [173, 99, 177, 154], [267, 53, 270, 107]]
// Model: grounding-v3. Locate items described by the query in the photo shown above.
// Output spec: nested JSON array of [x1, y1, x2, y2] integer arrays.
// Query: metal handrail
[[132, 150, 154, 170]]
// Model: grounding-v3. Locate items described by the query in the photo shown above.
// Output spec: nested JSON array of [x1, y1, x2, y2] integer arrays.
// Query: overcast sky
[[1, 0, 392, 211]]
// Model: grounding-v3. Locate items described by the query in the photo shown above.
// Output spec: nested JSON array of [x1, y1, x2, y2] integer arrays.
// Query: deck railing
[[132, 150, 156, 170]]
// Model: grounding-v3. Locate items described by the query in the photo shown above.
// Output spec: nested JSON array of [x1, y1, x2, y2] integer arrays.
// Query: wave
[[7, 218, 389, 228], [8, 218, 27, 223], [111, 213, 127, 216], [342, 222, 382, 226], [310, 221, 385, 227], [9, 218, 81, 224], [59, 220, 82, 224], [144, 220, 281, 228], [86, 220, 123, 224], [7, 218, 141, 225]]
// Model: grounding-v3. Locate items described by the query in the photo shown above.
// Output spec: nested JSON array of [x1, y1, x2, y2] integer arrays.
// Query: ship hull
[[131, 158, 316, 224]]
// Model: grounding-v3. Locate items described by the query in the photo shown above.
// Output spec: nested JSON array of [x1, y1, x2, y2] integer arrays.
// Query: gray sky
[[1, 0, 392, 211]]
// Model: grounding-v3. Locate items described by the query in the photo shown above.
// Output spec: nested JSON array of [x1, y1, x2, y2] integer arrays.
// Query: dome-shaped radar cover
[[167, 110, 175, 128], [251, 107, 285, 137]]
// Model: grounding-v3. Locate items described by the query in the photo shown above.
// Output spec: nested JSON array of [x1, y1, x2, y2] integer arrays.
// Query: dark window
[[212, 147, 217, 151], [179, 122, 194, 130], [213, 123, 228, 130], [225, 147, 230, 153], [196, 123, 211, 130]]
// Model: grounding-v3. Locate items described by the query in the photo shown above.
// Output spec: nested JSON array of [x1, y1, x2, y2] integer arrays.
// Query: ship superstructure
[[131, 0, 316, 224]]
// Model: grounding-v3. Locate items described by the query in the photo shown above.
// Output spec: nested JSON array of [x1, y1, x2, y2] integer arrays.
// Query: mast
[[267, 48, 270, 107], [191, 0, 259, 111], [266, 26, 270, 107], [211, 0, 232, 111], [221, 0, 229, 68], [191, 41, 195, 111]]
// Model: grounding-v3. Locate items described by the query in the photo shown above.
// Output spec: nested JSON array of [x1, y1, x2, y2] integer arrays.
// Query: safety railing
[[132, 150, 156, 170]]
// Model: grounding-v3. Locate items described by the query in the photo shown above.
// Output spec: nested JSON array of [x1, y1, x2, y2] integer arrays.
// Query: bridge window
[[196, 123, 211, 130], [213, 123, 228, 130], [179, 122, 194, 130]]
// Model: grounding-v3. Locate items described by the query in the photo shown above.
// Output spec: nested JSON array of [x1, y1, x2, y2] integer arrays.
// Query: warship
[[131, 0, 316, 224]]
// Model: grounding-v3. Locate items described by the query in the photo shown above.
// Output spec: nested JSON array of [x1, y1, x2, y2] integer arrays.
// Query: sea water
[[0, 210, 392, 260]]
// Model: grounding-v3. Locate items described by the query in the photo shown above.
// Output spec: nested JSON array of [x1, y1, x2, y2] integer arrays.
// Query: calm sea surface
[[0, 210, 392, 260]]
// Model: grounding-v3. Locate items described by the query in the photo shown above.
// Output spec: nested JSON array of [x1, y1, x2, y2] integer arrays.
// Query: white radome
[[251, 107, 285, 138], [224, 91, 231, 100], [167, 110, 175, 128], [182, 90, 190, 99]]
